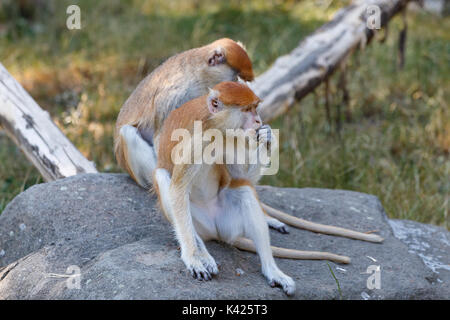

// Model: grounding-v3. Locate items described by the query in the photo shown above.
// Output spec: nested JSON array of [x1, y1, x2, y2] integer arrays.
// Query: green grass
[[263, 9, 450, 227], [327, 262, 343, 300], [0, 0, 448, 228]]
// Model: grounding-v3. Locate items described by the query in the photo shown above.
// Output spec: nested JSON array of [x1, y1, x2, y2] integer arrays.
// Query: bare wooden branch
[[0, 63, 97, 181], [251, 0, 412, 122]]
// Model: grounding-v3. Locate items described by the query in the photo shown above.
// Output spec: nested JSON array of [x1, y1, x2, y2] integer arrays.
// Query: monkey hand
[[257, 124, 276, 150]]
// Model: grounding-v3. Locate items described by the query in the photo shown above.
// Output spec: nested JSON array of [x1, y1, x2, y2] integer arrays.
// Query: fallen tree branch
[[0, 63, 97, 181], [251, 0, 412, 122]]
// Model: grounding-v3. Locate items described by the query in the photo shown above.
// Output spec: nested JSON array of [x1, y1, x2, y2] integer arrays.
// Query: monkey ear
[[207, 89, 223, 114], [208, 47, 226, 66], [236, 41, 246, 50]]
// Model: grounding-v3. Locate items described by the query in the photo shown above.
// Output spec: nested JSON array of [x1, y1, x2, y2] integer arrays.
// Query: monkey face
[[207, 81, 261, 131], [207, 100, 262, 133], [241, 107, 262, 131]]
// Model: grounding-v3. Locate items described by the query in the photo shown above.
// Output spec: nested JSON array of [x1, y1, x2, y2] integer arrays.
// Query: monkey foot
[[190, 267, 212, 281], [271, 224, 289, 234], [267, 218, 290, 234], [265, 271, 296, 296], [184, 254, 218, 281], [202, 256, 219, 275]]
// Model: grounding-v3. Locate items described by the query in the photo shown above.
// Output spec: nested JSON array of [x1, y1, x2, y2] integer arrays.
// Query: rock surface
[[0, 173, 448, 299], [389, 219, 449, 288]]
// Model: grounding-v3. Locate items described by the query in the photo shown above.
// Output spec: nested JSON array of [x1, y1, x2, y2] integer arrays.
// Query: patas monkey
[[154, 82, 357, 295], [115, 38, 383, 249], [115, 38, 253, 189], [153, 82, 300, 294]]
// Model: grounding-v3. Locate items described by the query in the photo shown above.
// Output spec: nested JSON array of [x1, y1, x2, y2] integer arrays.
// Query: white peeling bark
[[251, 0, 412, 122], [0, 63, 97, 181]]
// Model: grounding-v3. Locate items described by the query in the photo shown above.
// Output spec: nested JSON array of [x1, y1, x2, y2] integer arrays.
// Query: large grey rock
[[0, 173, 448, 299], [389, 220, 449, 288]]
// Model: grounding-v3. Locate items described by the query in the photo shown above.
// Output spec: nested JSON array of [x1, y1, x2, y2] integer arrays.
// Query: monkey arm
[[167, 164, 218, 280], [169, 165, 200, 256]]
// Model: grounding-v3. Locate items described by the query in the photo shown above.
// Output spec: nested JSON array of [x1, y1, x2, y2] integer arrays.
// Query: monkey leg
[[119, 125, 157, 189], [233, 237, 350, 264], [154, 168, 218, 280], [216, 184, 296, 295], [261, 202, 384, 243]]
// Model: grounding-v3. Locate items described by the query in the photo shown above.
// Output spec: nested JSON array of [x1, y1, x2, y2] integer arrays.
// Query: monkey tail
[[261, 203, 384, 243], [233, 237, 351, 264]]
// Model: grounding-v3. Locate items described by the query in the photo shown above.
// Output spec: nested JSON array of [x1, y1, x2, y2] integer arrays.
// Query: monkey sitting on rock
[[114, 39, 383, 295]]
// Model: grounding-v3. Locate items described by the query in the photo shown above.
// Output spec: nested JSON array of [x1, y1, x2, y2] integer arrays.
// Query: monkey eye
[[244, 105, 257, 113], [212, 99, 219, 108]]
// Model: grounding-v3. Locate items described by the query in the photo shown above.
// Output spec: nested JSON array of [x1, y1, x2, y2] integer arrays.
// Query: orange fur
[[157, 82, 260, 174], [120, 134, 138, 183], [228, 178, 253, 189], [151, 170, 172, 222], [214, 82, 260, 108], [114, 38, 255, 180], [157, 95, 210, 173], [216, 164, 231, 190], [212, 38, 254, 81]]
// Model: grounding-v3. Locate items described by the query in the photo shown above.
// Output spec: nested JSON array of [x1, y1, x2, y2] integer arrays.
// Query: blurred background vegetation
[[0, 0, 448, 228]]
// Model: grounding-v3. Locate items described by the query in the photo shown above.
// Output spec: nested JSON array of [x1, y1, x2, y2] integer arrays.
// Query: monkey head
[[207, 81, 261, 131], [205, 38, 254, 84]]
